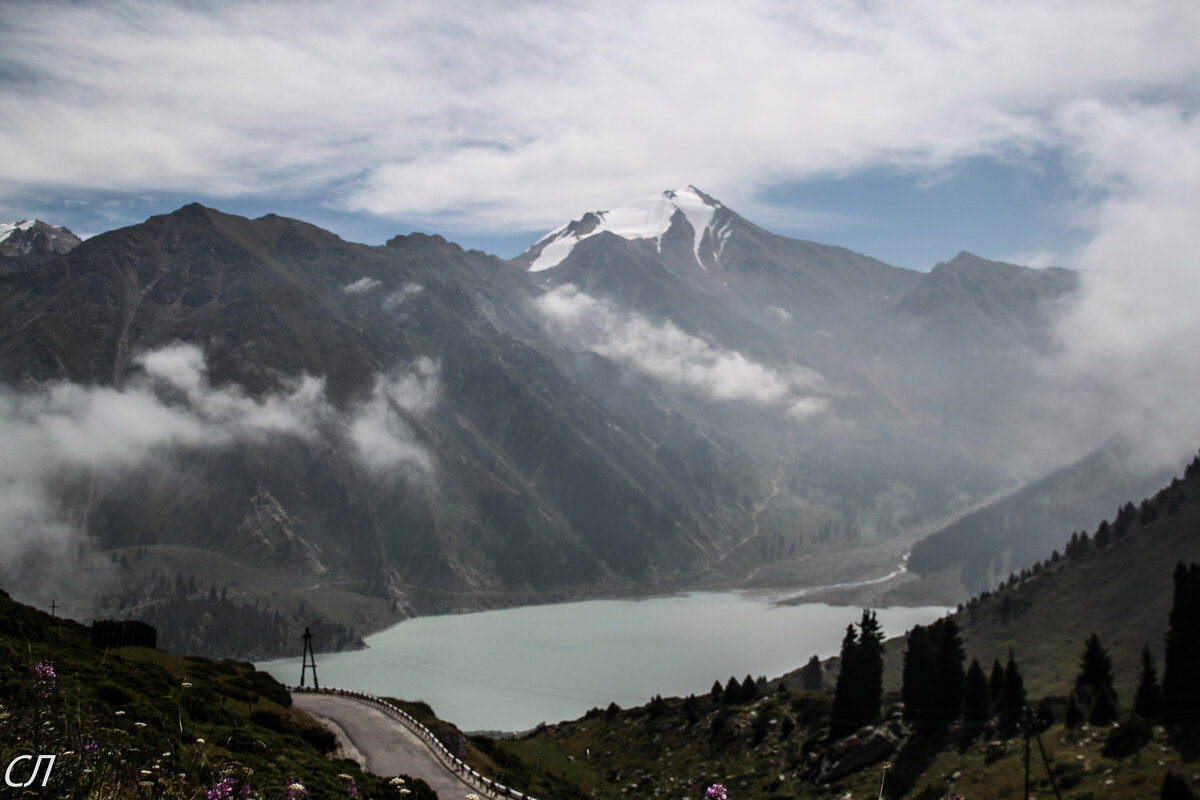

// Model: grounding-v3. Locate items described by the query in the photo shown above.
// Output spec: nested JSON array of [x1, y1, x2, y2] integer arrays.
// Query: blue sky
[[12, 150, 1084, 271]]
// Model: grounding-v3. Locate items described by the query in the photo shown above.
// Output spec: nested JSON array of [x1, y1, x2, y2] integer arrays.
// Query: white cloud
[[1045, 101, 1200, 467], [348, 357, 440, 473], [342, 277, 381, 294], [0, 1, 1196, 233], [382, 282, 424, 311], [0, 343, 439, 602], [766, 305, 792, 323], [536, 285, 828, 414]]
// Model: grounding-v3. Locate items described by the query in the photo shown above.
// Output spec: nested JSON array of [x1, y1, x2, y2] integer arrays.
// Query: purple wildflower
[[706, 784, 728, 800], [33, 660, 55, 697], [345, 777, 358, 797], [83, 739, 99, 753], [206, 775, 238, 800], [206, 771, 251, 800]]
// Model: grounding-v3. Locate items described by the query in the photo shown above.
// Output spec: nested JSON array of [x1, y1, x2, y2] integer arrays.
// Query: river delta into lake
[[259, 593, 949, 732]]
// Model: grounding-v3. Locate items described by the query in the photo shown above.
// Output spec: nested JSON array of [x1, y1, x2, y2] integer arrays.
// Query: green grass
[[0, 588, 433, 799], [880, 470, 1200, 703]]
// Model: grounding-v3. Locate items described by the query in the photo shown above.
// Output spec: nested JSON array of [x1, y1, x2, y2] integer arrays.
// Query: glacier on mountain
[[528, 186, 724, 271]]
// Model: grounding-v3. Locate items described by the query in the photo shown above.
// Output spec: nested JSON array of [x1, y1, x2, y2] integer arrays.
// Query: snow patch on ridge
[[528, 187, 724, 272], [0, 220, 36, 245]]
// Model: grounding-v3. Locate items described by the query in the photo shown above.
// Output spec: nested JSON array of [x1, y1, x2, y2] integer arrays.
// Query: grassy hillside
[[895, 462, 1200, 703], [460, 457, 1200, 799], [0, 588, 434, 799], [907, 441, 1175, 593], [466, 683, 1197, 799]]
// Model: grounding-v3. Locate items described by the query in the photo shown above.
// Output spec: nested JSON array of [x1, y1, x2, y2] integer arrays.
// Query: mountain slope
[[0, 190, 1160, 661], [515, 187, 1095, 552], [944, 461, 1199, 704], [0, 204, 759, 646], [908, 439, 1179, 592]]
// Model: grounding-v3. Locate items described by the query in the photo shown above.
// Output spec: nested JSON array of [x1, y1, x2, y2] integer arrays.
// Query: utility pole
[[1020, 705, 1064, 800], [49, 600, 56, 617], [300, 627, 319, 689]]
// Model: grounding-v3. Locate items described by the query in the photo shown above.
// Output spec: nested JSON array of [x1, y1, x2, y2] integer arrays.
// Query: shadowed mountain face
[[0, 191, 1095, 648]]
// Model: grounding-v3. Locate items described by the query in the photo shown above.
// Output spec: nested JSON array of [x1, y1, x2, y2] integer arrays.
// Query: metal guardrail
[[291, 686, 539, 800]]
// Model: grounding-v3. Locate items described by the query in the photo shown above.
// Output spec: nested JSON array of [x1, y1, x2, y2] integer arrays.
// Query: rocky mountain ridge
[[0, 192, 1128, 657]]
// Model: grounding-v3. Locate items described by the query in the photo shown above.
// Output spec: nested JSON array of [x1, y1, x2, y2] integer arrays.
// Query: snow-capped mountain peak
[[0, 220, 37, 245], [526, 186, 726, 272], [0, 220, 84, 268]]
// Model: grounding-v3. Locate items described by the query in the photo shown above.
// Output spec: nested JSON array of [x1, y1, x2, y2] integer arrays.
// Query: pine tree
[[1135, 644, 1164, 720], [723, 676, 740, 704], [1065, 693, 1084, 727], [989, 658, 1005, 709], [963, 657, 989, 724], [1075, 632, 1117, 715], [902, 624, 934, 727], [711, 680, 724, 702], [858, 609, 885, 725], [1001, 649, 1026, 726], [830, 611, 885, 736], [830, 624, 860, 737], [801, 654, 823, 691], [903, 618, 966, 729], [932, 617, 965, 724], [1090, 686, 1118, 724], [1164, 563, 1200, 723]]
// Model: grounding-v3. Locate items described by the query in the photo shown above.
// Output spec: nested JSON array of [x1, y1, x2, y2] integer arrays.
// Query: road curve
[[292, 691, 480, 799]]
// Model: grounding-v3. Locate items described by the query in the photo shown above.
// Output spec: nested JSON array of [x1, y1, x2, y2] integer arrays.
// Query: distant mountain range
[[0, 188, 1151, 656]]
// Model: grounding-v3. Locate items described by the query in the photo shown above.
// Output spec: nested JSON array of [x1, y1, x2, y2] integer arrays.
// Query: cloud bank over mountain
[[537, 285, 830, 418], [0, 343, 439, 605], [1, 0, 1196, 236]]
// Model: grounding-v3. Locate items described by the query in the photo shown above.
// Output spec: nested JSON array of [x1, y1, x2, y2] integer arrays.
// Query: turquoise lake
[[259, 592, 949, 732]]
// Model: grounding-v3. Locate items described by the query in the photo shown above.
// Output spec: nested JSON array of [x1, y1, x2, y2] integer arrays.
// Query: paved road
[[292, 692, 479, 799]]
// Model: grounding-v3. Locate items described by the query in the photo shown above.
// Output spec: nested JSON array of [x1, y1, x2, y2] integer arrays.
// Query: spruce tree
[[1164, 563, 1200, 723], [723, 676, 740, 704], [801, 654, 823, 691], [830, 611, 886, 736], [989, 658, 1005, 709], [858, 609, 885, 726], [1065, 693, 1084, 727], [902, 624, 934, 727], [1135, 644, 1164, 720], [963, 657, 990, 724], [1090, 686, 1118, 724], [932, 617, 965, 724], [830, 624, 860, 737], [1001, 649, 1026, 726], [1075, 632, 1117, 715]]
